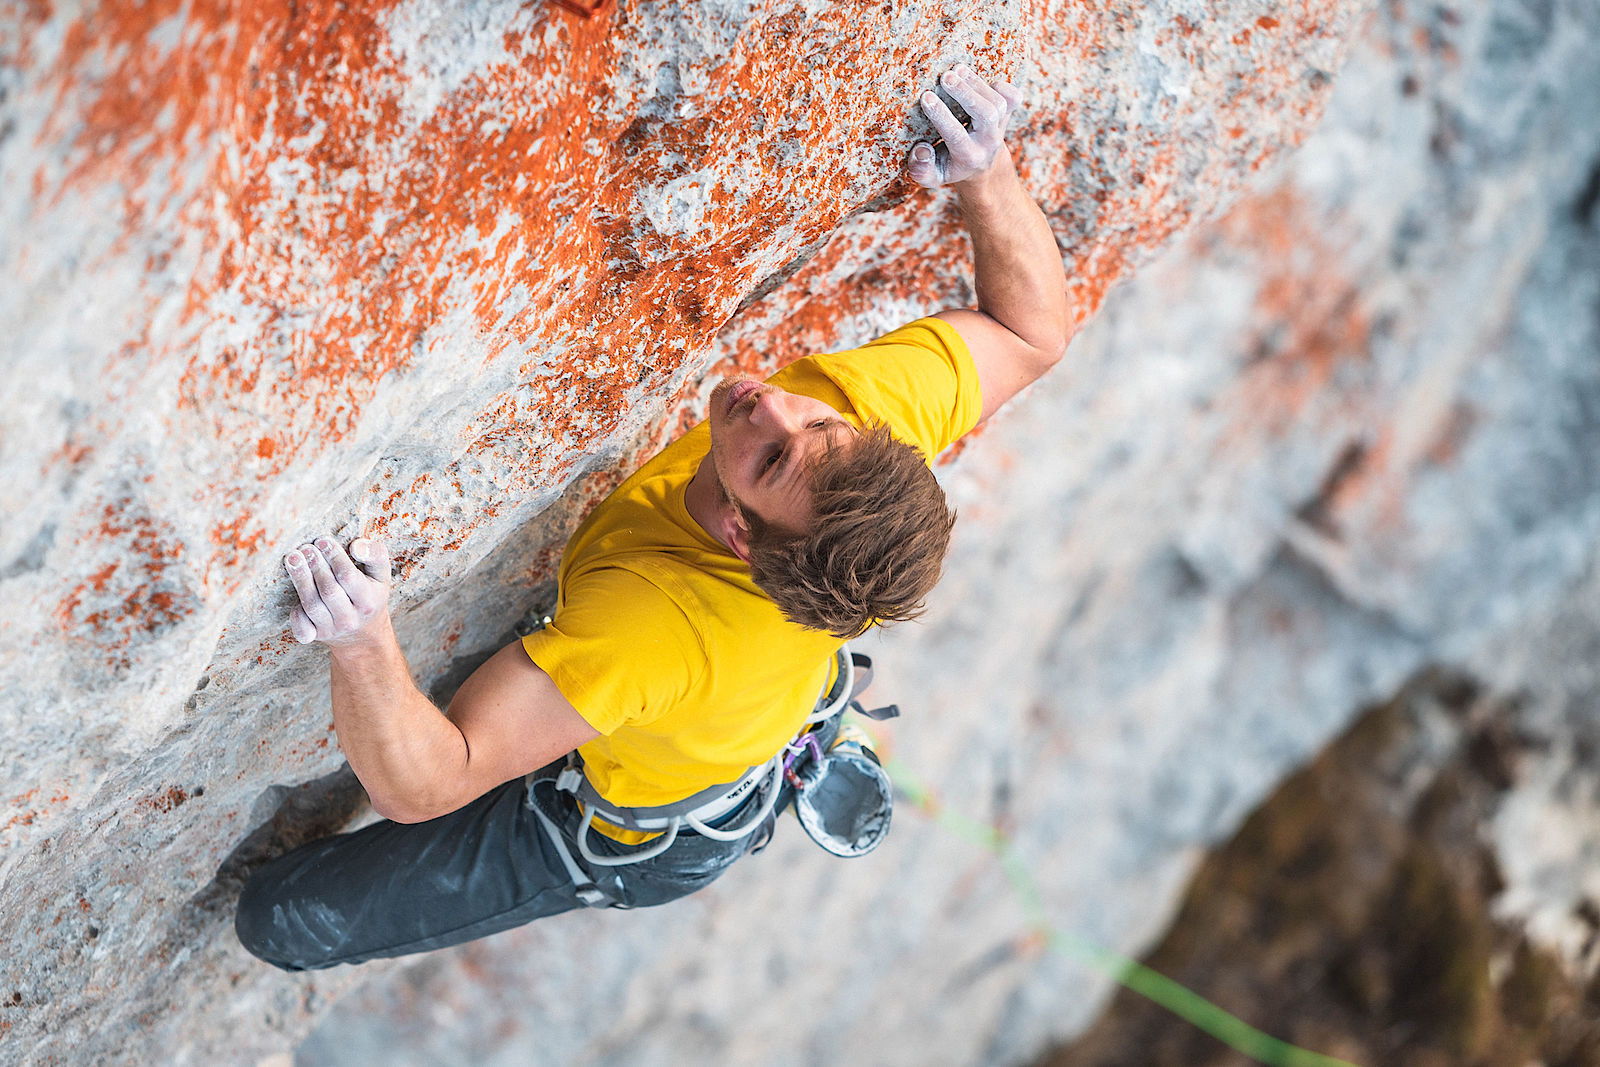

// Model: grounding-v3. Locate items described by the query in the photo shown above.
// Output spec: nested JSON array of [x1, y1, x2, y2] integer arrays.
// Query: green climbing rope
[[886, 756, 1364, 1067]]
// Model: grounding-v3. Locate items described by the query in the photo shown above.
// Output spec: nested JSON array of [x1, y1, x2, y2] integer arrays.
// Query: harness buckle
[[574, 884, 612, 908]]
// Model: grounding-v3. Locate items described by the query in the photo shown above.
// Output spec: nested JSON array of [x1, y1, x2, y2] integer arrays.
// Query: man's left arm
[[909, 65, 1072, 424]]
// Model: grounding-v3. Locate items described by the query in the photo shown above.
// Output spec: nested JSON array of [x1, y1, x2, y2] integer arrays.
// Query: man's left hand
[[907, 64, 1022, 190]]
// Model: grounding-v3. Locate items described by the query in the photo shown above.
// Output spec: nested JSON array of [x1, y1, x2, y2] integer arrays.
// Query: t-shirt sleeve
[[770, 316, 982, 462], [519, 568, 704, 735]]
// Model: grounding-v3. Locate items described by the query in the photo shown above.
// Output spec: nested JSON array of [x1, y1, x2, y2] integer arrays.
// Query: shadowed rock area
[[4, 0, 1600, 1062], [1040, 670, 1600, 1067]]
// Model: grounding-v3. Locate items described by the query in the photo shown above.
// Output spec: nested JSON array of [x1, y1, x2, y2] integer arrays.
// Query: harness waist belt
[[535, 645, 862, 872], [559, 755, 772, 833]]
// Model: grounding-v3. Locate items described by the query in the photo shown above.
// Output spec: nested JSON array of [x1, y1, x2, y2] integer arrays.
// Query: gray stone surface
[[5, 0, 1599, 1062], [299, 0, 1600, 1063], [0, 0, 1366, 1059]]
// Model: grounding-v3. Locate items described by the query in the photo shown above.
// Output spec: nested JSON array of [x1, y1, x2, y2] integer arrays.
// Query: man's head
[[706, 377, 956, 638]]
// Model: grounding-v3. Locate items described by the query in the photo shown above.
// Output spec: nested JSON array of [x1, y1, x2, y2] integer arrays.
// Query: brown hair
[[743, 423, 956, 639]]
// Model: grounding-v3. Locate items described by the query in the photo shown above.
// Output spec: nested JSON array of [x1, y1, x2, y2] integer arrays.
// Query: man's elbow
[[1020, 304, 1071, 377], [378, 805, 436, 825], [371, 797, 433, 824], [1026, 332, 1070, 380], [1044, 305, 1074, 364], [370, 787, 461, 825]]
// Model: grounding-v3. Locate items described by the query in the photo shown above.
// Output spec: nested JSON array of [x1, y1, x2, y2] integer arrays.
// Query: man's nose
[[750, 391, 804, 432]]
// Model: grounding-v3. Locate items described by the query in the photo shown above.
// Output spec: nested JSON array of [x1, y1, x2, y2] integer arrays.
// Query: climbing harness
[[525, 641, 899, 906]]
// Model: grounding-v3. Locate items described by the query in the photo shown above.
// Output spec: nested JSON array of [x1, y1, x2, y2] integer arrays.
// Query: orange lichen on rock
[[41, 0, 632, 598], [57, 501, 197, 657], [134, 787, 191, 815], [1216, 186, 1372, 432], [0, 0, 1384, 1053]]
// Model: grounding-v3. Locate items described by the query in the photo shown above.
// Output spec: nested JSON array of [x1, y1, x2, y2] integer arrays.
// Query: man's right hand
[[285, 536, 392, 647]]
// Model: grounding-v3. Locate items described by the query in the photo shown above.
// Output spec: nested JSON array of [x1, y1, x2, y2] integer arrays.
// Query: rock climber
[[236, 62, 1070, 970]]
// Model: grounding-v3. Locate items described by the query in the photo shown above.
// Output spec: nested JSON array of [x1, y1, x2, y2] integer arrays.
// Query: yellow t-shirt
[[521, 317, 981, 839]]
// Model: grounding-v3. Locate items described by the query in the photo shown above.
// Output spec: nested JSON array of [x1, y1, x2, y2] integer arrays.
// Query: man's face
[[707, 377, 857, 535]]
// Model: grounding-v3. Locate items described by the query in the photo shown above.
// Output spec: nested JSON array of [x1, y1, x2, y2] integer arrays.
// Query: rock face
[[4, 0, 1595, 1062]]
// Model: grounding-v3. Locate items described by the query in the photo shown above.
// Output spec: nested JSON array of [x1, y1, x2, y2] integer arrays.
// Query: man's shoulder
[[561, 551, 776, 642], [771, 317, 982, 460], [559, 561, 706, 633], [558, 425, 723, 575]]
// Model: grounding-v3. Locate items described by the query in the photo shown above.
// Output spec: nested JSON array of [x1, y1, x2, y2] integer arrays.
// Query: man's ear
[[724, 511, 753, 566]]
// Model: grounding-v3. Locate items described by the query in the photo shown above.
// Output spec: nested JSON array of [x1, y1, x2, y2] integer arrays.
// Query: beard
[[708, 450, 758, 531], [705, 376, 761, 512]]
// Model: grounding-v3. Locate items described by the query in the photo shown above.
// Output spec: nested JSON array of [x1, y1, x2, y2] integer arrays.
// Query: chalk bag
[[790, 722, 894, 858]]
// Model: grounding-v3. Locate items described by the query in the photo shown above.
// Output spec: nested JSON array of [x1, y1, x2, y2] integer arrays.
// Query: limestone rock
[[11, 0, 1549, 1060], [302, 0, 1600, 1061]]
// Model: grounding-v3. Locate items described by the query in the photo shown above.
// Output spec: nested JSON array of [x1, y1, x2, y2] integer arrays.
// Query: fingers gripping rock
[[283, 536, 392, 646], [289, 606, 317, 645], [907, 63, 1021, 190], [303, 543, 357, 628], [349, 538, 391, 585]]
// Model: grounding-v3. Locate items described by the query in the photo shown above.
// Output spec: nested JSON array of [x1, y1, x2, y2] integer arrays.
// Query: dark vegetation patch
[[1037, 668, 1600, 1067]]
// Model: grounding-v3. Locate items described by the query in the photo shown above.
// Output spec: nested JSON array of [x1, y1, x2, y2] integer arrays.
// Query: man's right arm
[[286, 537, 597, 824], [439, 639, 600, 807]]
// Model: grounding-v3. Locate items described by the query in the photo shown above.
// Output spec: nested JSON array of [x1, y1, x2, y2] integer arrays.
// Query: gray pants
[[235, 764, 758, 971]]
